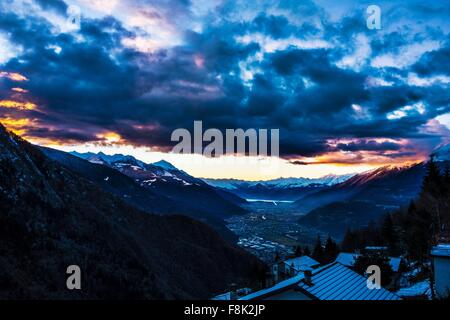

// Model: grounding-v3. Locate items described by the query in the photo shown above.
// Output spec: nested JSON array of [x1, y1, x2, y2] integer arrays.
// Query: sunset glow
[[0, 71, 28, 82], [0, 0, 449, 179], [0, 100, 37, 110]]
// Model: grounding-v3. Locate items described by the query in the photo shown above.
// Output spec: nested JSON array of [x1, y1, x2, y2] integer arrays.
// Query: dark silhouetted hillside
[[297, 164, 427, 238], [0, 123, 263, 299], [41, 147, 244, 242]]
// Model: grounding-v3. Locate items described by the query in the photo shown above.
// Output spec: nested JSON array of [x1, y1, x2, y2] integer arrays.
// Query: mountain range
[[296, 144, 449, 238], [0, 123, 262, 299], [204, 144, 449, 239], [294, 145, 450, 238], [203, 174, 355, 201], [1, 117, 448, 299], [73, 144, 450, 241], [296, 164, 427, 237], [41, 149, 247, 241]]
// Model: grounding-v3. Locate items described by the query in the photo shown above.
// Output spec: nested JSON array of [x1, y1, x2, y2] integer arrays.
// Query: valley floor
[[226, 201, 326, 263]]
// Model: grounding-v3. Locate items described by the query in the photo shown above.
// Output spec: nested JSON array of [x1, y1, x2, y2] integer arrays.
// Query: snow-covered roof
[[297, 262, 401, 300], [431, 244, 450, 258], [283, 255, 320, 271], [212, 292, 231, 300], [365, 246, 388, 251], [396, 280, 431, 299], [335, 253, 358, 267], [335, 252, 402, 272], [240, 262, 400, 300], [239, 274, 305, 300], [389, 257, 402, 272]]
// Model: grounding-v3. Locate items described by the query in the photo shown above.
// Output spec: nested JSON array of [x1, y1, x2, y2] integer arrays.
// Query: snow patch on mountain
[[431, 143, 450, 161], [152, 160, 178, 170], [203, 173, 355, 189], [70, 152, 198, 188], [71, 151, 147, 168]]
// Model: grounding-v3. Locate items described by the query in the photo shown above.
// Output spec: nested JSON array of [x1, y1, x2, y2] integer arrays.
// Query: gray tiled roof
[[298, 262, 400, 300], [431, 244, 450, 257], [240, 262, 400, 300], [283, 255, 320, 271]]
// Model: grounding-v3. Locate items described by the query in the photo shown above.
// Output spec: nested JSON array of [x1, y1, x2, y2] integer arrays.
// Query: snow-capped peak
[[203, 173, 355, 189], [431, 143, 450, 162], [70, 151, 146, 168], [151, 160, 178, 171]]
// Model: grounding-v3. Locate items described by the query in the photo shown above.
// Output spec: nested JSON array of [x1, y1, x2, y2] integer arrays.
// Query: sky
[[0, 0, 449, 180]]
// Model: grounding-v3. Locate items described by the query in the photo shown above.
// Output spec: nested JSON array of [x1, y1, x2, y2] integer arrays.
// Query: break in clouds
[[0, 0, 449, 165]]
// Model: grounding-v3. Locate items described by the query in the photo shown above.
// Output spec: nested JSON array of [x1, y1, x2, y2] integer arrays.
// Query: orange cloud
[[11, 87, 28, 93], [0, 100, 37, 110], [0, 117, 82, 146], [289, 148, 424, 167], [27, 136, 72, 146], [0, 117, 34, 135], [96, 131, 122, 144], [0, 71, 28, 81]]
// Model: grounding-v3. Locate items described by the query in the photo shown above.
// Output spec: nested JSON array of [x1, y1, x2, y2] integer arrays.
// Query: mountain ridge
[[296, 162, 434, 238], [203, 173, 355, 189], [49, 150, 247, 241], [0, 123, 263, 299], [202, 174, 355, 201]]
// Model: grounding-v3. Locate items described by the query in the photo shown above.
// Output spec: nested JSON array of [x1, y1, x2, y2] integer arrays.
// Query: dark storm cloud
[[0, 0, 449, 160], [336, 140, 402, 152], [245, 74, 286, 116], [1, 11, 139, 123], [273, 49, 368, 115], [35, 0, 68, 14], [368, 85, 423, 114], [383, 151, 418, 159], [250, 14, 295, 39], [370, 32, 409, 55], [25, 126, 99, 142], [413, 43, 450, 76]]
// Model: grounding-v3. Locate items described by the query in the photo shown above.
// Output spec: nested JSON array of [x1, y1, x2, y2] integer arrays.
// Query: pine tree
[[444, 164, 449, 183], [341, 229, 357, 252], [366, 220, 382, 246], [274, 251, 281, 263], [442, 164, 450, 240], [418, 158, 445, 246], [405, 201, 431, 262], [420, 157, 443, 206], [381, 213, 398, 255], [324, 236, 339, 263], [294, 246, 303, 257], [353, 251, 394, 287], [312, 235, 324, 263], [303, 246, 311, 256]]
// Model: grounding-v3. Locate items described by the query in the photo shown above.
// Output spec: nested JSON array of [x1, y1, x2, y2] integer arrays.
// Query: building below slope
[[240, 262, 400, 300], [431, 244, 450, 299], [396, 280, 431, 300], [212, 288, 252, 300], [272, 255, 320, 283]]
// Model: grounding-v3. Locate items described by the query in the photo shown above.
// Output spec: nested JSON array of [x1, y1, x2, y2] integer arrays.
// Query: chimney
[[304, 269, 313, 286], [229, 283, 237, 300]]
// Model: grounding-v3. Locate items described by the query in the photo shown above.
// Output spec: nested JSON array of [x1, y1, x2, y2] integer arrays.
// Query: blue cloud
[[0, 0, 449, 160]]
